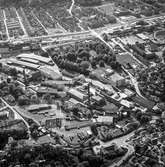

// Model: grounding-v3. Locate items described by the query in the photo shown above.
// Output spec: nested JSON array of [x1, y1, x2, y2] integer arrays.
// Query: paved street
[[0, 98, 31, 138], [123, 68, 147, 99], [68, 0, 75, 16], [94, 131, 135, 167], [15, 8, 28, 37], [16, 13, 165, 43], [0, 1, 165, 166]]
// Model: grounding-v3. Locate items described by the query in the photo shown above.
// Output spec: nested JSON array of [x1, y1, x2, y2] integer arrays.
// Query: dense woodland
[[0, 140, 127, 167]]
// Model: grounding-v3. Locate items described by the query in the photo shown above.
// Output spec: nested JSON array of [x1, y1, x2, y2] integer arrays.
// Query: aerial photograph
[[0, 0, 165, 166]]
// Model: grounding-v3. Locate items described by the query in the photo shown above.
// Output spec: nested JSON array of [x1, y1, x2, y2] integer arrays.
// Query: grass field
[[116, 52, 141, 66]]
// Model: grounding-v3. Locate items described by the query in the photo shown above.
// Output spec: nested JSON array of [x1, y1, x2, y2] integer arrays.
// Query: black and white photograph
[[0, 0, 165, 167]]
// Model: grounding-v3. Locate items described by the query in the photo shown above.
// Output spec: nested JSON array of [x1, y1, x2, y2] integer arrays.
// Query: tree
[[134, 144, 141, 154], [0, 62, 2, 72], [78, 50, 90, 60], [103, 55, 109, 62], [18, 95, 30, 106], [24, 153, 31, 164], [2, 86, 10, 95], [30, 0, 40, 7], [5, 94, 16, 106], [107, 15, 117, 24], [0, 133, 8, 149], [31, 95, 40, 104], [9, 83, 16, 95], [158, 0, 165, 3], [80, 61, 90, 71], [99, 60, 105, 67], [31, 129, 39, 139], [142, 9, 153, 16], [102, 33, 108, 42], [136, 20, 148, 26], [110, 61, 117, 69], [9, 68, 18, 77], [67, 52, 77, 62], [163, 49, 165, 58], [7, 77, 11, 83], [135, 110, 142, 121], [90, 124, 98, 136], [140, 115, 150, 124], [87, 155, 103, 167], [13, 86, 24, 99], [91, 61, 97, 69], [30, 123, 39, 132], [10, 140, 18, 150], [42, 93, 53, 104]]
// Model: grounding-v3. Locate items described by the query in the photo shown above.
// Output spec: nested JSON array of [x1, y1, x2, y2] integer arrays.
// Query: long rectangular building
[[68, 88, 88, 102], [16, 53, 53, 65], [8, 59, 40, 70]]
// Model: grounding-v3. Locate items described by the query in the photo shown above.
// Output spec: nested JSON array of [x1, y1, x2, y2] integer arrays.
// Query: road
[[2, 10, 9, 40], [0, 98, 31, 138], [42, 34, 93, 50], [93, 132, 135, 167], [89, 27, 113, 50], [14, 81, 41, 127], [31, 10, 49, 35], [15, 8, 28, 37], [88, 26, 148, 101], [13, 12, 164, 43], [113, 38, 146, 67], [68, 0, 75, 16], [123, 68, 147, 99], [1, 10, 163, 44], [89, 20, 150, 101], [46, 11, 67, 33]]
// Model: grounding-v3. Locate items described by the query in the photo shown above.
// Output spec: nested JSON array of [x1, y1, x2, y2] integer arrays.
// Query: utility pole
[[87, 82, 93, 116], [87, 82, 91, 107], [23, 66, 27, 88]]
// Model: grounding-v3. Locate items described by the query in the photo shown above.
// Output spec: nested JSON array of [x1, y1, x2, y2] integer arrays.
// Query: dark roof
[[132, 95, 155, 109]]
